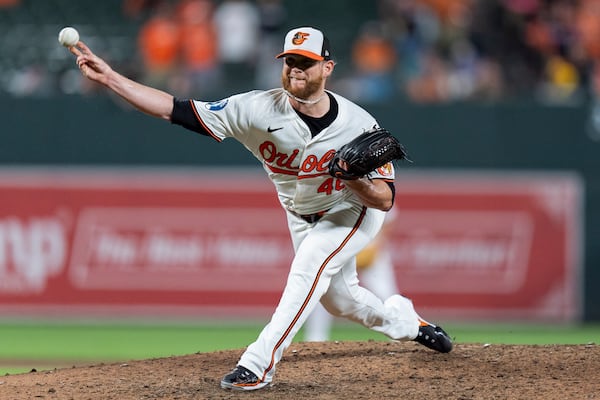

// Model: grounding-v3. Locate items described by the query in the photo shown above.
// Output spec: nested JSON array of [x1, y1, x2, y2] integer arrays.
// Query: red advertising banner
[[0, 168, 583, 321], [392, 172, 583, 321]]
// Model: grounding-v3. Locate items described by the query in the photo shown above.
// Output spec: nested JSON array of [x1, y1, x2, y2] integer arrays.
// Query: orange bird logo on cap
[[292, 32, 310, 45]]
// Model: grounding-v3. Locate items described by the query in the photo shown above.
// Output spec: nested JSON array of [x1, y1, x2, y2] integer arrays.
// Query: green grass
[[1, 320, 598, 375], [447, 322, 599, 345]]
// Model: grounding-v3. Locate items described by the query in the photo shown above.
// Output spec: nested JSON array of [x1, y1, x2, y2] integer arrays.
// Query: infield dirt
[[0, 341, 598, 399]]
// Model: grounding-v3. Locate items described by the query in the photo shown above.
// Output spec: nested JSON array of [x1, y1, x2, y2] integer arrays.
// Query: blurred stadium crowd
[[1, 0, 599, 105]]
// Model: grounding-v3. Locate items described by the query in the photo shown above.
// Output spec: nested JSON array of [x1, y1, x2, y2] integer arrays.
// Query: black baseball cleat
[[414, 319, 453, 353], [220, 365, 269, 391]]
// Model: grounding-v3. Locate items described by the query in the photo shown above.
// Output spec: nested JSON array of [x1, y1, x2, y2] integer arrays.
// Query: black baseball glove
[[328, 127, 410, 180]]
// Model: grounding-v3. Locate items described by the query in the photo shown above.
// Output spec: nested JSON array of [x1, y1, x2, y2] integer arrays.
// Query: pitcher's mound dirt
[[1, 341, 598, 399]]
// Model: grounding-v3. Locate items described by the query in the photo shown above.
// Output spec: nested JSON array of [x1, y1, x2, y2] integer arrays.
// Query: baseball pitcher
[[68, 26, 452, 392]]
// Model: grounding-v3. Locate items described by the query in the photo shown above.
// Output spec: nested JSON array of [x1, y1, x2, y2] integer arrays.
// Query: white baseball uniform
[[304, 208, 401, 341], [184, 88, 421, 384]]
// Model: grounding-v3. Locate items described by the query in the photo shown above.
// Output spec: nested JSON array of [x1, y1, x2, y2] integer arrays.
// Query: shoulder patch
[[377, 162, 394, 177], [205, 99, 229, 111]]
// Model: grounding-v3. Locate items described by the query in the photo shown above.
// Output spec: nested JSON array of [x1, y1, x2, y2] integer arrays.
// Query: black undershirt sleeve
[[387, 181, 396, 206], [170, 98, 211, 136]]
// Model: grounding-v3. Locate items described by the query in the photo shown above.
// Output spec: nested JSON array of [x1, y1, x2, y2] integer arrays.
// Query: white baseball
[[58, 27, 79, 47]]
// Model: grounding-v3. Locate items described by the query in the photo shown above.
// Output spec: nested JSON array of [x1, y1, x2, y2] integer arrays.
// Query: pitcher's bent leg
[[321, 265, 420, 341], [238, 208, 376, 383], [220, 208, 380, 390]]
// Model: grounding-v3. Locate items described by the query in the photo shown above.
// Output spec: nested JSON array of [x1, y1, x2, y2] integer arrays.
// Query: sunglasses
[[284, 56, 319, 70]]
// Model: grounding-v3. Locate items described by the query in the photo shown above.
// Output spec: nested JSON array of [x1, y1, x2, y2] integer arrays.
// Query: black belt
[[289, 209, 329, 223]]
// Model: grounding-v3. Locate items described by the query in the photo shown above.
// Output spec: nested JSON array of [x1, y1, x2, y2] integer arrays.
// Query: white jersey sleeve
[[188, 91, 260, 143]]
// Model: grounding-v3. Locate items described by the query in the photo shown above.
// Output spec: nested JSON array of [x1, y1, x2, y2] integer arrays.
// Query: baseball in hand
[[58, 27, 79, 47]]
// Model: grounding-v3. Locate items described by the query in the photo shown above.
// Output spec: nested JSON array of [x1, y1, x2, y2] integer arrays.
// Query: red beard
[[281, 72, 324, 101]]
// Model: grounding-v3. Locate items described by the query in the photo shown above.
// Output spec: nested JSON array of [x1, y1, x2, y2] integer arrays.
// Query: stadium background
[[0, 0, 599, 373]]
